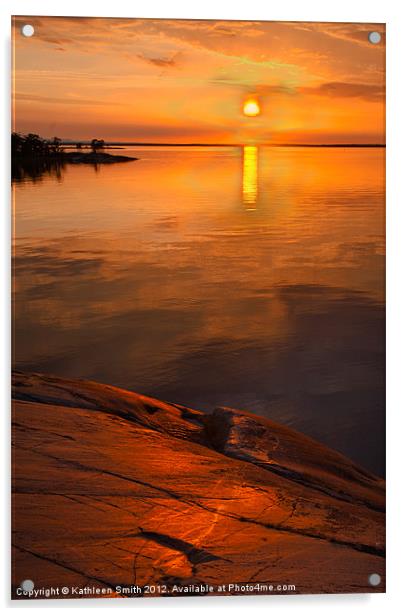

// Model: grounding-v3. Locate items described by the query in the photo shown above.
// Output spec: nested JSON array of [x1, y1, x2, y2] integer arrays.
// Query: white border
[[1, 0, 401, 614]]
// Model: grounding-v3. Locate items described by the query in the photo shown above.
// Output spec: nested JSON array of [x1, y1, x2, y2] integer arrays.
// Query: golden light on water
[[243, 99, 260, 117], [242, 145, 258, 209]]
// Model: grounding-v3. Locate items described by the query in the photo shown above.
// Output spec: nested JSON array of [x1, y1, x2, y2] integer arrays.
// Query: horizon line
[[59, 141, 386, 148]]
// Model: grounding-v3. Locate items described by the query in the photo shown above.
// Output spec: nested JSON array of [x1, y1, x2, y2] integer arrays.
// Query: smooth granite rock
[[12, 371, 385, 599]]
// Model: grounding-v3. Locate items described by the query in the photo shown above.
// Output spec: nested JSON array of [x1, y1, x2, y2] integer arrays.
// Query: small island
[[62, 151, 137, 164], [12, 133, 137, 181]]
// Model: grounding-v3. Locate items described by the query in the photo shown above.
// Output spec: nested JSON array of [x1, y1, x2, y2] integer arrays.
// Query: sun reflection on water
[[242, 145, 258, 209]]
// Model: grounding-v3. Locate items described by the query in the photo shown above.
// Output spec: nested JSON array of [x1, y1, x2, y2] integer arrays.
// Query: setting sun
[[243, 99, 260, 117]]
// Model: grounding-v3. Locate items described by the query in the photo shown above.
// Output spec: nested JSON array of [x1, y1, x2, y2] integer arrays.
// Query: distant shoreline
[[60, 142, 386, 148]]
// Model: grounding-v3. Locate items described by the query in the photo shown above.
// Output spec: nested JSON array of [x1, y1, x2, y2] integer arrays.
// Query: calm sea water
[[12, 146, 385, 476]]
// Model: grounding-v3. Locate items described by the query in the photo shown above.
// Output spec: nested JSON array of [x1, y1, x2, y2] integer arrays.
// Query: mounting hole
[[368, 573, 381, 586], [21, 24, 35, 38], [21, 579, 35, 592], [368, 31, 381, 44]]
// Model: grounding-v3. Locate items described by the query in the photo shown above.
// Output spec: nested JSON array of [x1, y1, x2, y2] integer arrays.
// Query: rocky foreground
[[12, 372, 385, 599]]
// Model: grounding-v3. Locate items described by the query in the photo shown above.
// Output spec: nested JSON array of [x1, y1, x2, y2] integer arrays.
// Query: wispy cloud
[[294, 22, 386, 48], [299, 81, 384, 102], [15, 92, 121, 106], [136, 52, 180, 68]]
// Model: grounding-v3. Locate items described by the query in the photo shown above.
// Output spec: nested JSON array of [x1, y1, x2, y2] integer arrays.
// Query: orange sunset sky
[[12, 17, 385, 144]]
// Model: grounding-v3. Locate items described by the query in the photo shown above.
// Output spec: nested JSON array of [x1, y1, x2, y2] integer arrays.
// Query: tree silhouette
[[50, 136, 62, 154], [11, 133, 65, 181], [90, 139, 105, 153]]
